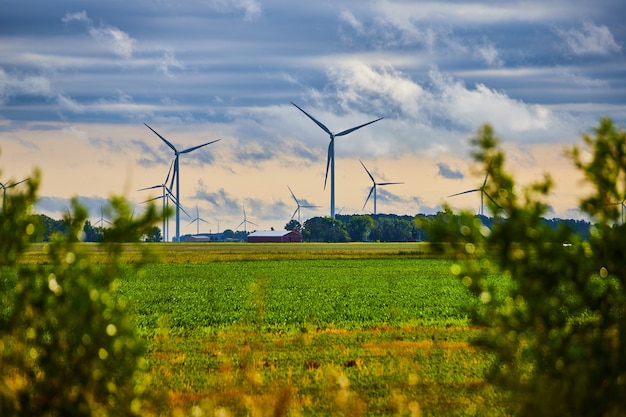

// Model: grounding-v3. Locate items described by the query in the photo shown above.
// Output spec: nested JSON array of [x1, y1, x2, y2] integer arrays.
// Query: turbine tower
[[360, 160, 403, 215], [448, 171, 497, 216], [138, 160, 184, 242], [236, 205, 257, 234], [291, 102, 383, 219], [144, 123, 220, 241], [0, 178, 28, 210], [288, 185, 319, 224], [188, 205, 209, 235]]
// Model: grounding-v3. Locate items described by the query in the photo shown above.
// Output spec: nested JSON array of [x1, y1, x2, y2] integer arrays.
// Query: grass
[[20, 242, 513, 415]]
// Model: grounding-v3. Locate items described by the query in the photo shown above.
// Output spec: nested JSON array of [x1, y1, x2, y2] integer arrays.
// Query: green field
[[21, 243, 512, 415]]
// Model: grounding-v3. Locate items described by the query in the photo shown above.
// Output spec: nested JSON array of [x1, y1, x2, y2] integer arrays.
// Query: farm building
[[247, 230, 303, 243]]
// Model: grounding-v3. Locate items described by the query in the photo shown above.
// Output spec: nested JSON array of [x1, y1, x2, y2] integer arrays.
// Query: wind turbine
[[288, 185, 319, 224], [93, 205, 112, 227], [0, 178, 28, 210], [188, 205, 209, 235], [291, 102, 383, 219], [448, 171, 497, 216], [138, 160, 180, 242], [236, 205, 257, 234], [144, 123, 220, 242], [359, 160, 403, 215]]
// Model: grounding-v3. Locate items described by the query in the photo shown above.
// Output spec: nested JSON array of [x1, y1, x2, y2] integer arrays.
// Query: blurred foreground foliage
[[424, 118, 626, 416], [0, 166, 167, 416]]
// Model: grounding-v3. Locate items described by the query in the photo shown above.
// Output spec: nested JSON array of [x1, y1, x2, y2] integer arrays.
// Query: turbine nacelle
[[144, 123, 219, 241], [291, 102, 383, 218], [359, 160, 403, 215]]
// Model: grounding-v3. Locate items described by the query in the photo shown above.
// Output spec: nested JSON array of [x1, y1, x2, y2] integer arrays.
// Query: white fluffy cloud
[[62, 11, 136, 58], [327, 60, 558, 139], [558, 21, 621, 56], [0, 68, 52, 103]]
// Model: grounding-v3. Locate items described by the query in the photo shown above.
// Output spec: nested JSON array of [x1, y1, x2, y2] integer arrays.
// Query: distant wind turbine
[[93, 205, 112, 227], [288, 185, 319, 224], [0, 178, 28, 210], [359, 160, 403, 215], [291, 102, 383, 219], [138, 160, 183, 242], [448, 171, 497, 216], [236, 205, 257, 234], [144, 123, 220, 242], [188, 205, 210, 235]]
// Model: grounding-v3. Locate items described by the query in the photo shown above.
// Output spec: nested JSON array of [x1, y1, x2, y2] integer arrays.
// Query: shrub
[[424, 118, 626, 417], [0, 168, 166, 416]]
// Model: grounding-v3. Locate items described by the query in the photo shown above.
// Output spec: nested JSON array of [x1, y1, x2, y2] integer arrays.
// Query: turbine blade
[[291, 102, 332, 136], [141, 195, 165, 204], [324, 141, 332, 189], [180, 139, 220, 154], [291, 207, 299, 220], [363, 186, 375, 210], [144, 123, 178, 153], [166, 192, 190, 218], [335, 117, 383, 137], [138, 184, 162, 191], [5, 178, 28, 189], [448, 189, 480, 198], [359, 159, 375, 183], [378, 182, 403, 186], [287, 185, 299, 204], [483, 191, 501, 208], [482, 171, 489, 188], [169, 158, 178, 191], [165, 159, 175, 185]]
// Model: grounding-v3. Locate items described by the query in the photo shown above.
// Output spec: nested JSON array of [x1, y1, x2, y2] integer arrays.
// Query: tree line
[[32, 211, 593, 243], [285, 212, 593, 242]]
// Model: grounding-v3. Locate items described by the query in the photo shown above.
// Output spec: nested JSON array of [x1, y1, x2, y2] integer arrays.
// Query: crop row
[[119, 258, 485, 332]]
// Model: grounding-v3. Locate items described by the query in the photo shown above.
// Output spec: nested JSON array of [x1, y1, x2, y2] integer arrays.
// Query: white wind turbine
[[93, 205, 112, 227], [291, 102, 383, 219], [448, 171, 497, 216], [144, 123, 220, 241], [188, 205, 210, 235], [138, 160, 186, 242], [236, 205, 257, 234], [359, 160, 403, 215], [288, 185, 320, 224]]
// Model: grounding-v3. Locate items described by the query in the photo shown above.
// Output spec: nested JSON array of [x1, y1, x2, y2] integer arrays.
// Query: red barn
[[247, 230, 303, 243]]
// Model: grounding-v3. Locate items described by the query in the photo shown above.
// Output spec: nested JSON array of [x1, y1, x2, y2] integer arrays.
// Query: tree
[[284, 219, 301, 231], [83, 220, 104, 242], [143, 226, 162, 242], [302, 216, 349, 242], [347, 215, 375, 241], [369, 217, 413, 242], [0, 167, 165, 416], [423, 119, 626, 417]]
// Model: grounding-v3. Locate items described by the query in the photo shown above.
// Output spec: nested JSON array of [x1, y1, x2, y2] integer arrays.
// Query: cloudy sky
[[1, 0, 625, 238]]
